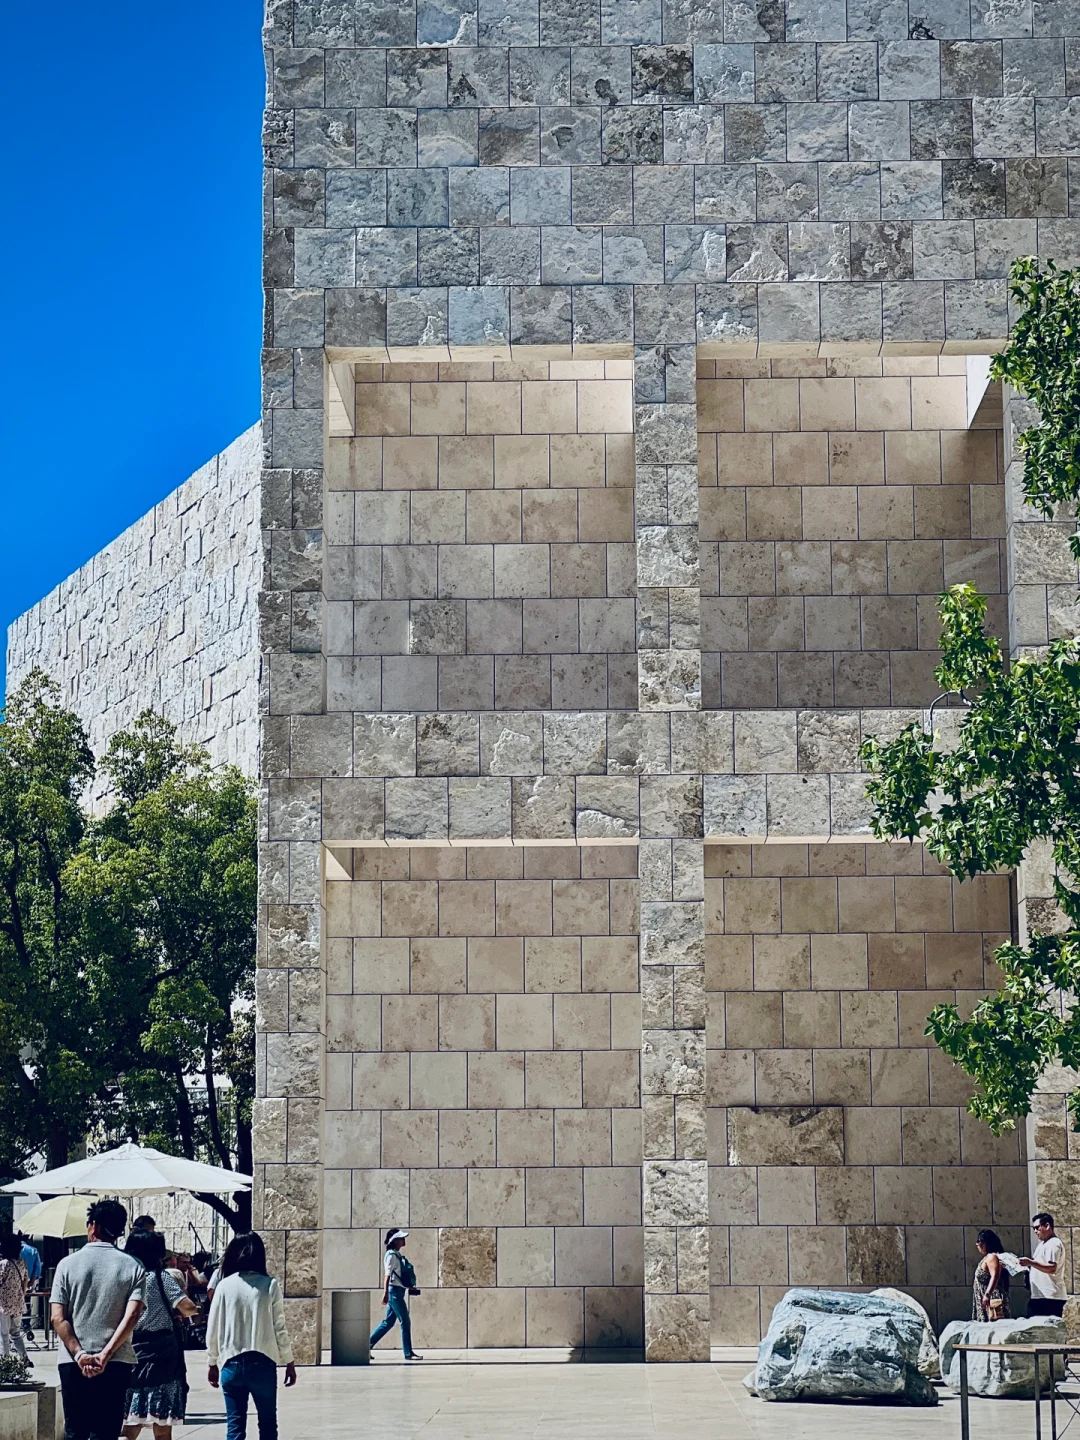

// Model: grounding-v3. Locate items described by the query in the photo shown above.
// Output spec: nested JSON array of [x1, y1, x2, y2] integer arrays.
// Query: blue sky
[[1, 0, 265, 681]]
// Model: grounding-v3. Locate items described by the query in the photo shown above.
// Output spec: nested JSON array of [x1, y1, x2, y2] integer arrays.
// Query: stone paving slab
[[28, 1347, 1059, 1438]]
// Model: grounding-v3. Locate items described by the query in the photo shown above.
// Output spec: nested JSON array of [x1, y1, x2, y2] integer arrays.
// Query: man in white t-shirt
[[1020, 1213, 1068, 1318]]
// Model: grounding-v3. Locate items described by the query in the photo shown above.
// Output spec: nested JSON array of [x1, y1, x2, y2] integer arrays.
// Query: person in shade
[[973, 1228, 1011, 1320], [0, 1233, 29, 1358], [50, 1199, 147, 1440], [121, 1230, 198, 1440], [18, 1234, 42, 1344], [369, 1230, 422, 1361], [1021, 1213, 1069, 1318], [206, 1233, 296, 1440]]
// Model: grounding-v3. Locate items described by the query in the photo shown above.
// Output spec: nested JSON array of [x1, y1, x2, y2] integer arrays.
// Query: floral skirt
[[125, 1378, 187, 1429]]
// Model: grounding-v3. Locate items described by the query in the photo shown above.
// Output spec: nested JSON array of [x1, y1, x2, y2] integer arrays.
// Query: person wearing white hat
[[369, 1230, 422, 1361]]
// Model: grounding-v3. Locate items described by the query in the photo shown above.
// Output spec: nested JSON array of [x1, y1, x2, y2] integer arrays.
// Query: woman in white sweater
[[206, 1234, 296, 1440]]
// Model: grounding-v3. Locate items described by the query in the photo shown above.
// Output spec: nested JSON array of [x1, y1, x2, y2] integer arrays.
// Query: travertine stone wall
[[322, 842, 644, 1349], [324, 359, 637, 712], [257, 0, 1078, 1358], [261, 3, 1076, 376], [7, 426, 262, 800], [705, 840, 1025, 1340], [699, 356, 1006, 708]]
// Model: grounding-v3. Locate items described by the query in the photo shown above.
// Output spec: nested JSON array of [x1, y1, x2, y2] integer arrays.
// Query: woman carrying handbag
[[122, 1231, 198, 1440]]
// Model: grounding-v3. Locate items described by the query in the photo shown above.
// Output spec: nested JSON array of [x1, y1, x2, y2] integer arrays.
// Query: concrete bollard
[[330, 1291, 371, 1365]]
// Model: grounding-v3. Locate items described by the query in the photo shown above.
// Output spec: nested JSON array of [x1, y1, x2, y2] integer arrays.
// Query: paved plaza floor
[[27, 1343, 1052, 1439]]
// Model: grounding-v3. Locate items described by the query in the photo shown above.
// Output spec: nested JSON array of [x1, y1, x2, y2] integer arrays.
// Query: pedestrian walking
[[369, 1229, 423, 1361], [50, 1199, 147, 1440], [206, 1233, 296, 1440], [972, 1229, 1011, 1320], [18, 1235, 42, 1344], [1020, 1213, 1069, 1318], [0, 1233, 29, 1358], [121, 1230, 198, 1440]]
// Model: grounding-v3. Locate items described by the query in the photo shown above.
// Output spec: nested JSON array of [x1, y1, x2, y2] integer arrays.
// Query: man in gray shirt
[[50, 1199, 146, 1440]]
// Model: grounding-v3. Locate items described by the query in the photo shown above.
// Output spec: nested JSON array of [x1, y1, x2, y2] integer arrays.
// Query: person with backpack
[[369, 1230, 422, 1361]]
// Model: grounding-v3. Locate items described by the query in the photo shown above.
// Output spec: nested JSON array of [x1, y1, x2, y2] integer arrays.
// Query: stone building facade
[[7, 426, 262, 806], [10, 0, 1080, 1363]]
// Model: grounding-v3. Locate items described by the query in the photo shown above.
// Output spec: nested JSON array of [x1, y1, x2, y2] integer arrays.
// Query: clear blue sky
[[1, 0, 265, 681]]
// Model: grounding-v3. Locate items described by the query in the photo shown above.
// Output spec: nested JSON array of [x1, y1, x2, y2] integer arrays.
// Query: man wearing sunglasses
[[1019, 1214, 1068, 1318]]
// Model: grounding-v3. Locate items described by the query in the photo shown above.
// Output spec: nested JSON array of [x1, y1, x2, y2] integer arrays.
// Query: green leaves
[[863, 581, 1080, 1134], [0, 682, 256, 1199], [990, 257, 1080, 559]]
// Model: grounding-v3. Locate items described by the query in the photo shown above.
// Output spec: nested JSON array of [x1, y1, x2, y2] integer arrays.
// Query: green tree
[[859, 258, 1080, 1135], [71, 714, 257, 1229], [0, 671, 103, 1172]]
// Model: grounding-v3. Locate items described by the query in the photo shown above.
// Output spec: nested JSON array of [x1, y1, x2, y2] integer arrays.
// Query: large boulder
[[939, 1317, 1066, 1397], [749, 1289, 938, 1405], [871, 1288, 940, 1379]]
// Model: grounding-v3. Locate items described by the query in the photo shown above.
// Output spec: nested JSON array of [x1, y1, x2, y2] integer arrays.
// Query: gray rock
[[750, 1289, 939, 1405], [940, 1317, 1067, 1396], [870, 1288, 940, 1379]]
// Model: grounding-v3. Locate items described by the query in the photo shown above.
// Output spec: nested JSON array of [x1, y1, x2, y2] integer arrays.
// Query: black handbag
[[130, 1274, 187, 1389]]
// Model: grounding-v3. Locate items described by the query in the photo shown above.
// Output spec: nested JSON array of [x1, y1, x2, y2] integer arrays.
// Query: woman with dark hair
[[0, 1233, 29, 1359], [973, 1229, 1011, 1320], [121, 1231, 198, 1440], [369, 1229, 422, 1361], [206, 1234, 295, 1440]]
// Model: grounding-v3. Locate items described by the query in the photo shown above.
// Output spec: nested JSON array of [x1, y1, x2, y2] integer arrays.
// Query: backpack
[[397, 1255, 417, 1290]]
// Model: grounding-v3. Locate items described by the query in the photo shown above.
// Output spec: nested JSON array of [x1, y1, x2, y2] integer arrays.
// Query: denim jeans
[[369, 1286, 414, 1356], [221, 1350, 278, 1440]]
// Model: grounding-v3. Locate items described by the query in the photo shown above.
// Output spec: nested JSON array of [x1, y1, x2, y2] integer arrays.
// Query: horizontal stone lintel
[[325, 340, 1004, 366]]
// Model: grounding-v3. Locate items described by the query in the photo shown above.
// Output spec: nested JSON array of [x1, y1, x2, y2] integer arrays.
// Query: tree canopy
[[0, 673, 256, 1228], [861, 257, 1080, 1136]]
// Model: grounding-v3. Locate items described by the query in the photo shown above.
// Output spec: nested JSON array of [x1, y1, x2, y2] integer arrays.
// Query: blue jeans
[[370, 1286, 414, 1356], [221, 1351, 278, 1440]]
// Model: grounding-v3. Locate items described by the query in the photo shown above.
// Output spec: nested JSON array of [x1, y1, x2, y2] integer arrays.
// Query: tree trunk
[[46, 1127, 69, 1171]]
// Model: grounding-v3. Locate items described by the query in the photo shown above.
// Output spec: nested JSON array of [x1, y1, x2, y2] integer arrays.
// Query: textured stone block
[[439, 1227, 497, 1286], [847, 1225, 908, 1285], [644, 1291, 711, 1361], [642, 1031, 706, 1096], [727, 1106, 845, 1166], [575, 776, 640, 839]]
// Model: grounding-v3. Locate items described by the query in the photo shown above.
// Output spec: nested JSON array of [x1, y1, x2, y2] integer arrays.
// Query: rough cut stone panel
[[1033, 1161, 1080, 1227], [439, 1227, 497, 1288], [284, 1228, 320, 1296], [261, 1165, 321, 1230], [727, 1106, 844, 1166], [644, 1292, 711, 1362], [846, 1225, 907, 1287], [639, 649, 702, 712], [642, 1031, 706, 1097], [282, 1297, 320, 1367], [643, 1159, 709, 1225]]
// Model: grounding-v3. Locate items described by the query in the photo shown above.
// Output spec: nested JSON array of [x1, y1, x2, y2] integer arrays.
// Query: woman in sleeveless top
[[972, 1228, 1011, 1321]]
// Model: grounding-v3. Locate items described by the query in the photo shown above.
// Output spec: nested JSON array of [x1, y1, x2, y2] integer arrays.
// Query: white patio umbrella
[[2, 1142, 251, 1197]]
